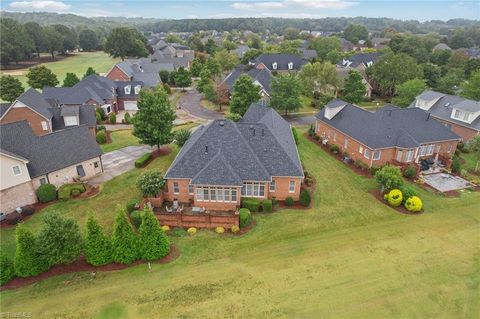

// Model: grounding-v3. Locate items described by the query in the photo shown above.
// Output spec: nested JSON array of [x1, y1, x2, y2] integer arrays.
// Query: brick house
[[106, 59, 163, 88], [164, 103, 304, 211], [410, 90, 480, 141], [0, 88, 97, 137], [315, 100, 461, 168], [1, 120, 103, 214]]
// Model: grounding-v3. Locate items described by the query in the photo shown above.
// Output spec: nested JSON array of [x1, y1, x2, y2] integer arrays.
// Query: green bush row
[[241, 198, 274, 212], [58, 183, 86, 201], [135, 152, 152, 168]]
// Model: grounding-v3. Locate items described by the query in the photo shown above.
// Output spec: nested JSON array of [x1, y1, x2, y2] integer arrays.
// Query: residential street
[[177, 89, 224, 120]]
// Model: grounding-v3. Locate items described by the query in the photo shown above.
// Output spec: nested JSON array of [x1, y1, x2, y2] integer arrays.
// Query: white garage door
[[124, 101, 138, 111]]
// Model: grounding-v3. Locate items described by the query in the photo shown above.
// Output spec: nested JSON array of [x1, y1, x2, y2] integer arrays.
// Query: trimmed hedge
[[109, 113, 116, 124], [58, 183, 86, 201], [262, 200, 273, 213], [299, 189, 311, 207], [405, 196, 423, 212], [36, 183, 56, 203], [135, 152, 152, 168], [239, 208, 252, 228], [96, 130, 107, 144], [403, 165, 417, 179], [242, 198, 260, 212]]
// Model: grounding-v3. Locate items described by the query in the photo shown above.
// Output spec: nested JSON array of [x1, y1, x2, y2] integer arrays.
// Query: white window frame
[[134, 85, 141, 94], [288, 62, 293, 70], [64, 116, 78, 126], [289, 180, 295, 193], [270, 180, 276, 192], [373, 150, 381, 160], [173, 182, 179, 194], [344, 138, 349, 149], [405, 149, 414, 162], [195, 186, 238, 203], [333, 132, 337, 142], [396, 150, 403, 162], [448, 144, 452, 153], [359, 146, 363, 154], [364, 148, 371, 159], [272, 62, 278, 70], [12, 165, 21, 176], [41, 121, 48, 131], [188, 184, 194, 195], [427, 144, 435, 155], [124, 85, 131, 95], [241, 182, 265, 197]]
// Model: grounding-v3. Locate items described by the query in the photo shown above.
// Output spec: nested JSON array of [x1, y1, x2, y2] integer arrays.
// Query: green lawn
[[460, 151, 479, 173], [1, 134, 479, 318], [0, 52, 119, 88], [358, 99, 387, 111]]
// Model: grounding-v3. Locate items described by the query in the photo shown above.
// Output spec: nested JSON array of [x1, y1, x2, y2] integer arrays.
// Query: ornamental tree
[[270, 73, 303, 115], [63, 72, 80, 87], [132, 87, 175, 151], [84, 214, 113, 266], [374, 165, 404, 192], [230, 75, 260, 116], [136, 170, 166, 197], [175, 128, 191, 147], [190, 58, 203, 77], [0, 76, 24, 102], [36, 212, 83, 268], [139, 210, 170, 261], [173, 67, 192, 90], [112, 210, 139, 264], [197, 68, 211, 93], [26, 66, 59, 89], [299, 62, 339, 97]]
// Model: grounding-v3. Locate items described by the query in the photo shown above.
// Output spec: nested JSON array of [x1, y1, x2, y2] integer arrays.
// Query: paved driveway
[[89, 145, 152, 186], [178, 89, 224, 120]]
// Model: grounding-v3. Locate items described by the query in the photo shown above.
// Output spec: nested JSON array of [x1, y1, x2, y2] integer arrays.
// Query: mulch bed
[[143, 146, 172, 167], [76, 183, 100, 199], [236, 220, 257, 235], [0, 245, 180, 291], [368, 189, 423, 215], [306, 134, 373, 178]]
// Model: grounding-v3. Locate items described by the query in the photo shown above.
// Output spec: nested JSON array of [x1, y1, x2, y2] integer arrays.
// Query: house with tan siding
[[315, 100, 461, 169], [164, 103, 304, 211]]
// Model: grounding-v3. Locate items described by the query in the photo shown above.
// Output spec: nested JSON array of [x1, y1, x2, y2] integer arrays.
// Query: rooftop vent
[[444, 102, 450, 107], [219, 121, 225, 126], [249, 125, 254, 129], [205, 146, 208, 154], [426, 113, 431, 121]]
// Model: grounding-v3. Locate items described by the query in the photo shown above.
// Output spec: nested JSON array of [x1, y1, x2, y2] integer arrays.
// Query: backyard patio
[[421, 173, 475, 192]]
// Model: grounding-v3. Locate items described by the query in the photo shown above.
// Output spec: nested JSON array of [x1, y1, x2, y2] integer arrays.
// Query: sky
[[1, 0, 479, 21]]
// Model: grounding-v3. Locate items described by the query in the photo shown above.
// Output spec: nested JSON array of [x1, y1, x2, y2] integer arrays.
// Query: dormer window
[[124, 85, 131, 95], [134, 85, 141, 95], [272, 62, 278, 70], [366, 61, 373, 67], [452, 109, 471, 122], [64, 116, 78, 127], [288, 62, 293, 70]]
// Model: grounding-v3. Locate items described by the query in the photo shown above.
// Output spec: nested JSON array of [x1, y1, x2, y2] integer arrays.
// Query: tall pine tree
[[84, 214, 113, 266], [14, 224, 44, 277], [139, 210, 170, 261], [112, 210, 139, 264]]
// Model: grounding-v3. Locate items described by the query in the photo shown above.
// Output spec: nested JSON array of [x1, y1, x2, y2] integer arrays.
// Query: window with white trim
[[173, 182, 179, 194], [344, 138, 349, 149], [41, 121, 48, 131], [12, 165, 21, 176], [124, 85, 131, 95], [289, 180, 295, 193], [64, 116, 78, 126], [373, 150, 381, 160], [288, 62, 293, 70], [396, 150, 403, 162], [188, 184, 194, 195], [448, 144, 452, 153], [241, 182, 265, 197], [453, 109, 470, 122], [270, 180, 276, 192], [134, 85, 141, 94], [364, 148, 371, 159], [405, 149, 414, 162], [427, 144, 435, 155], [333, 132, 337, 142], [195, 186, 238, 202], [272, 62, 278, 70], [359, 146, 363, 154]]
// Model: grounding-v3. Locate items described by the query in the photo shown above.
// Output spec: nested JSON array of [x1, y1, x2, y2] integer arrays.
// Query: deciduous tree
[[230, 75, 260, 116], [79, 29, 99, 51], [299, 62, 339, 97], [214, 49, 239, 72], [83, 67, 97, 79], [392, 79, 426, 107], [0, 76, 24, 102], [343, 70, 366, 104], [173, 67, 192, 89], [270, 73, 303, 115], [460, 70, 480, 100], [26, 66, 59, 89], [105, 27, 149, 60], [63, 72, 80, 87]]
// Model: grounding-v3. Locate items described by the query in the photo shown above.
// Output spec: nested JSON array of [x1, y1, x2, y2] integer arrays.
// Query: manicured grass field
[[460, 151, 479, 173], [1, 134, 479, 318], [0, 52, 119, 88]]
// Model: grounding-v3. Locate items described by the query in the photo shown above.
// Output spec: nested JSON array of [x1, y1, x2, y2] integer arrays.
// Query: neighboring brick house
[[106, 59, 163, 88], [315, 100, 461, 168], [0, 120, 103, 214], [410, 90, 480, 141], [222, 65, 273, 98], [336, 53, 380, 98], [252, 53, 307, 72], [0, 88, 97, 137], [164, 103, 304, 211]]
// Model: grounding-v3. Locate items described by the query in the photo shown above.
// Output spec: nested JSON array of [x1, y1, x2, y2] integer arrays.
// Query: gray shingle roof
[[0, 103, 10, 118], [60, 105, 79, 117], [410, 90, 480, 130], [254, 54, 307, 71], [338, 53, 381, 68], [223, 66, 272, 95], [16, 88, 53, 119], [0, 120, 102, 178], [316, 100, 461, 149], [50, 105, 96, 131], [166, 103, 303, 185]]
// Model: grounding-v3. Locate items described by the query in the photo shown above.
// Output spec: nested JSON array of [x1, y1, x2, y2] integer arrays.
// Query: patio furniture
[[165, 206, 173, 213]]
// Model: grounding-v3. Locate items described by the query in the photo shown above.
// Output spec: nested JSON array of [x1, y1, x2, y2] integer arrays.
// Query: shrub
[[187, 227, 197, 235], [72, 189, 81, 197], [215, 227, 225, 234], [399, 184, 418, 203], [291, 127, 299, 145], [108, 113, 116, 124], [231, 225, 240, 233], [97, 125, 106, 131], [175, 128, 191, 147], [95, 112, 101, 124], [314, 134, 320, 141], [239, 208, 252, 228], [226, 112, 242, 122], [14, 224, 45, 277], [96, 130, 107, 144], [130, 211, 143, 229], [0, 250, 15, 285], [123, 112, 131, 124], [374, 165, 404, 192], [242, 198, 260, 212], [36, 183, 56, 203], [136, 170, 165, 197], [285, 197, 294, 206], [21, 206, 35, 216], [161, 225, 170, 232], [356, 161, 368, 171], [299, 189, 311, 207], [126, 199, 138, 214], [308, 124, 315, 137], [135, 152, 152, 168], [271, 198, 279, 208], [403, 165, 417, 179], [84, 214, 112, 266], [404, 196, 423, 212], [330, 144, 340, 154], [139, 210, 170, 261], [36, 212, 83, 269], [451, 156, 461, 173], [262, 200, 273, 213], [384, 189, 403, 207], [370, 166, 381, 176], [112, 210, 139, 264], [58, 183, 85, 201], [163, 83, 171, 94], [457, 142, 465, 151], [96, 107, 106, 120]]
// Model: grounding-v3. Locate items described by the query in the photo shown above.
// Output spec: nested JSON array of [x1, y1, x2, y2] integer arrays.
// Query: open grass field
[[0, 52, 119, 88], [461, 151, 479, 173], [1, 133, 479, 318]]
